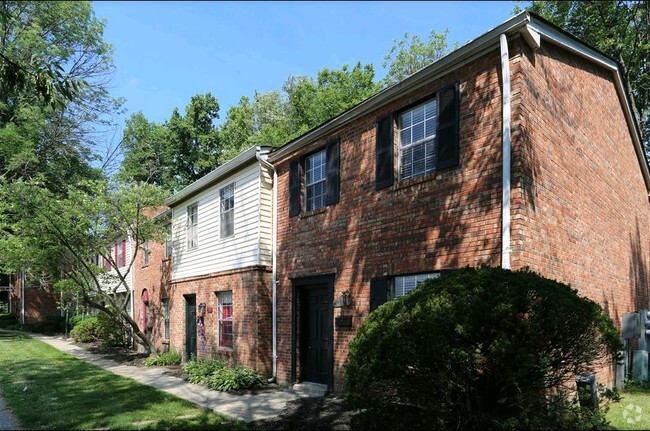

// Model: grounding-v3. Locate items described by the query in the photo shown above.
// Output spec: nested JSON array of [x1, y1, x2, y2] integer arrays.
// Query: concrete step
[[292, 381, 328, 397]]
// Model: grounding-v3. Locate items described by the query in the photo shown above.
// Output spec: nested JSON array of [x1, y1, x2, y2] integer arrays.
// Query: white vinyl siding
[[171, 162, 271, 279], [392, 272, 440, 299], [99, 237, 134, 296], [399, 98, 437, 180], [258, 166, 273, 264]]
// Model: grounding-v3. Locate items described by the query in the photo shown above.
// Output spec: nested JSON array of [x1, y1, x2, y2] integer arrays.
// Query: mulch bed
[[72, 340, 359, 430]]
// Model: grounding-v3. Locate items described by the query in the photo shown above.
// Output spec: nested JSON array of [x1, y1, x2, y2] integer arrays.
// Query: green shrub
[[70, 316, 99, 342], [68, 314, 86, 330], [182, 359, 266, 391], [345, 266, 621, 430], [144, 350, 181, 366], [182, 359, 226, 384], [206, 366, 267, 392], [95, 309, 129, 348]]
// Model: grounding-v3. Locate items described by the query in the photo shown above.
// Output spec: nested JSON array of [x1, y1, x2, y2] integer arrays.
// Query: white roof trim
[[165, 146, 273, 206]]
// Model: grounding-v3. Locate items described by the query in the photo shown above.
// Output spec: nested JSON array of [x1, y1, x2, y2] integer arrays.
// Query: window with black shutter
[[381, 81, 459, 184], [288, 139, 340, 216]]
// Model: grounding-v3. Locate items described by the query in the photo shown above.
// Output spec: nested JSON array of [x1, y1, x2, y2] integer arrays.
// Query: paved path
[[0, 393, 20, 431], [2, 331, 306, 424]]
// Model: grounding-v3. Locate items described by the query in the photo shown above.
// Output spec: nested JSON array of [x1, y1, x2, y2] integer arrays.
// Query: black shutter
[[325, 139, 340, 206], [375, 115, 394, 189], [436, 82, 460, 170], [289, 159, 301, 217], [370, 276, 389, 312]]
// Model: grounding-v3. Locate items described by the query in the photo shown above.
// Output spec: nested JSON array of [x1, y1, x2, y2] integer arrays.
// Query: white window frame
[[399, 98, 438, 181], [305, 149, 327, 211], [220, 183, 235, 239], [392, 272, 440, 299], [162, 298, 170, 340], [187, 203, 198, 249], [217, 291, 233, 349], [143, 239, 150, 266]]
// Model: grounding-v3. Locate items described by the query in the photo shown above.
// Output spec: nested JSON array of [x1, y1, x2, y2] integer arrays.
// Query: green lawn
[[607, 388, 650, 430], [0, 332, 245, 430]]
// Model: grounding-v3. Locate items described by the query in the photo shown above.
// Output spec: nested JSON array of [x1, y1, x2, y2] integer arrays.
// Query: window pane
[[399, 98, 438, 180], [305, 150, 326, 211], [412, 121, 425, 143], [218, 291, 233, 349], [411, 105, 425, 125], [393, 273, 440, 299]]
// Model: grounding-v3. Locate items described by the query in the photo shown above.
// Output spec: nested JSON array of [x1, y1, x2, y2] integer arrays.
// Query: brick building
[[267, 11, 650, 391], [161, 146, 275, 374]]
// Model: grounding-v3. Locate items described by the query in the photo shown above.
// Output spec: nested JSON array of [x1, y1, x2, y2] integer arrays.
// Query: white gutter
[[256, 150, 278, 382], [500, 33, 512, 270]]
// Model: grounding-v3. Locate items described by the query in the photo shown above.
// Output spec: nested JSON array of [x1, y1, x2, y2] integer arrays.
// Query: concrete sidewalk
[[10, 332, 306, 424]]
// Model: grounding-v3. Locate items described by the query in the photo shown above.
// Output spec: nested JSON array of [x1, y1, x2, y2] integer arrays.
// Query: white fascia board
[[165, 145, 273, 207], [268, 11, 533, 164]]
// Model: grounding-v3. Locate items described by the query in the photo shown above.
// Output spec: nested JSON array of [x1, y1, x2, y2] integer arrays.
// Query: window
[[220, 183, 235, 238], [164, 224, 172, 258], [392, 273, 440, 299], [370, 271, 442, 311], [305, 150, 326, 211], [115, 240, 126, 268], [399, 99, 437, 180], [162, 298, 170, 340], [187, 204, 198, 249], [289, 139, 340, 216], [143, 239, 150, 266], [375, 83, 459, 189], [217, 291, 233, 349]]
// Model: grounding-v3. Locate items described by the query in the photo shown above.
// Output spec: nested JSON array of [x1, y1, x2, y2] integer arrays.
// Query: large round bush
[[345, 266, 620, 430]]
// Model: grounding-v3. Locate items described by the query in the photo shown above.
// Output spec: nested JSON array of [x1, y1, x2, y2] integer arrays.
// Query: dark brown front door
[[300, 286, 332, 384], [185, 295, 197, 360]]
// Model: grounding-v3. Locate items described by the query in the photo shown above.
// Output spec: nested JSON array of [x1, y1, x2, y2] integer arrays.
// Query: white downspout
[[500, 33, 512, 270], [256, 149, 278, 382]]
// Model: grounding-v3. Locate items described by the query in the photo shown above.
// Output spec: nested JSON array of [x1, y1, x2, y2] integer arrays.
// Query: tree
[[345, 266, 620, 430], [519, 1, 649, 151], [381, 29, 455, 87], [0, 1, 121, 189], [118, 112, 170, 187], [0, 179, 168, 354]]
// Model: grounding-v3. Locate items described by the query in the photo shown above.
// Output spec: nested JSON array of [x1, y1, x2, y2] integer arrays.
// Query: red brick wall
[[166, 266, 273, 375], [274, 48, 506, 391], [510, 39, 650, 385]]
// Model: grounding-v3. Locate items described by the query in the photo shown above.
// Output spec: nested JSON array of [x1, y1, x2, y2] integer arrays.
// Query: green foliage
[[206, 366, 267, 392], [144, 349, 182, 366], [519, 1, 649, 153], [381, 29, 455, 87], [182, 359, 266, 392], [345, 266, 620, 430], [182, 359, 227, 384], [70, 316, 99, 343], [95, 309, 128, 348]]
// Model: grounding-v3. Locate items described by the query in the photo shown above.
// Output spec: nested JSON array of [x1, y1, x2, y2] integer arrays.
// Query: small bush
[[95, 310, 129, 348], [70, 316, 99, 342], [345, 266, 620, 430], [206, 366, 267, 392], [144, 350, 181, 366], [182, 359, 267, 391], [182, 359, 227, 384], [68, 314, 86, 330]]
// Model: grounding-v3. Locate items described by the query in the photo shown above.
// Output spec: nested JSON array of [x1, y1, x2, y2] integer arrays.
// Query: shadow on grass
[[0, 334, 244, 430]]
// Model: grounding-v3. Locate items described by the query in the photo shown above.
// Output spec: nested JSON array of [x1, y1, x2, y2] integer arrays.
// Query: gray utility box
[[576, 373, 598, 409], [633, 350, 649, 383], [622, 312, 640, 339]]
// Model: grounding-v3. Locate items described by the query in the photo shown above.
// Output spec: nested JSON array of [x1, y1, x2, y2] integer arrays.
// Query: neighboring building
[[132, 207, 173, 353], [98, 237, 135, 317], [267, 11, 650, 391], [5, 272, 59, 324], [164, 146, 274, 374]]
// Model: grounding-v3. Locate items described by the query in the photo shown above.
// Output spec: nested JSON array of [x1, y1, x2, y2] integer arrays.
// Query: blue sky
[[93, 1, 518, 130]]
